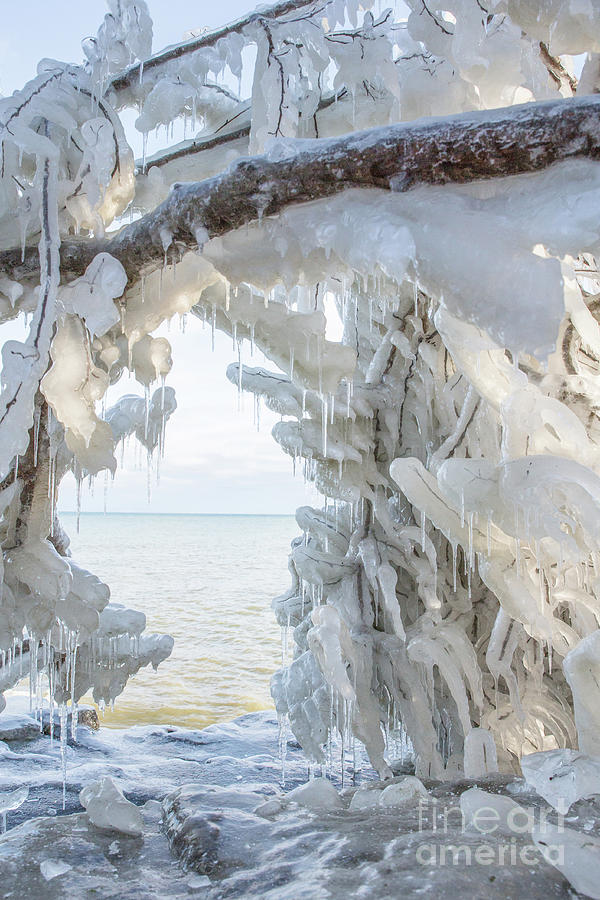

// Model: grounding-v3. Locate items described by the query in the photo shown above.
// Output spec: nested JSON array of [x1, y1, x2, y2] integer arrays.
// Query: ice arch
[[1, 0, 600, 786], [6, 170, 600, 783]]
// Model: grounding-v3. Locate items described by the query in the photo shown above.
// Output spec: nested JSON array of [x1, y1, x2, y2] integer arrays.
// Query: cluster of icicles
[[0, 0, 175, 804], [0, 383, 175, 806], [154, 171, 600, 781], [215, 260, 600, 781]]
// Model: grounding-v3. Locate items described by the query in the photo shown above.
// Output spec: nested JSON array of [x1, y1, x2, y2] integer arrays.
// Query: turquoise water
[[60, 512, 298, 729]]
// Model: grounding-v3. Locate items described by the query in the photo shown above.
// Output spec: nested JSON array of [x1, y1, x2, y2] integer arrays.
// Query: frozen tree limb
[[139, 90, 343, 174], [3, 94, 600, 286], [109, 0, 333, 97], [143, 116, 251, 171], [539, 42, 577, 95]]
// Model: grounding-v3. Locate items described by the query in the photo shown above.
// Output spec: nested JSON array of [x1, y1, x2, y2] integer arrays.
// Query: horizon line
[[59, 510, 296, 516]]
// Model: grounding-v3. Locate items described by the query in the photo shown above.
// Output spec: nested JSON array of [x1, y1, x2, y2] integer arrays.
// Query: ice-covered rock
[[0, 808, 188, 899], [461, 786, 533, 835], [284, 777, 344, 811], [0, 714, 40, 742], [253, 798, 283, 818], [378, 776, 428, 807], [348, 783, 383, 810], [0, 711, 593, 898], [40, 706, 100, 737]]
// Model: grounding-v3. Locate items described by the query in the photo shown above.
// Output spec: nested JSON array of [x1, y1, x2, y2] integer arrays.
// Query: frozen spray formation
[[0, 0, 599, 876]]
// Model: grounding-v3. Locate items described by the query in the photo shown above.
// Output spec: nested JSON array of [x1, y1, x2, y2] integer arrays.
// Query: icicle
[[32, 405, 41, 467], [278, 714, 288, 788], [144, 384, 150, 441], [70, 638, 78, 742], [147, 449, 152, 504], [60, 703, 68, 810], [468, 512, 474, 571], [76, 473, 82, 534], [452, 542, 458, 592]]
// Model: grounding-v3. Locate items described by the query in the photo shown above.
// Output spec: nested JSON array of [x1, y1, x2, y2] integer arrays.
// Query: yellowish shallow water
[[61, 512, 297, 729]]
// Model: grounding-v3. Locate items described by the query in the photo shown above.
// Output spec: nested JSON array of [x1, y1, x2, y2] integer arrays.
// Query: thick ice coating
[[0, 6, 600, 891]]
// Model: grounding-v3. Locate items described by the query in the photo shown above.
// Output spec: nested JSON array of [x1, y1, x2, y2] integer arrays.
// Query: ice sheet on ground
[[1, 710, 599, 898]]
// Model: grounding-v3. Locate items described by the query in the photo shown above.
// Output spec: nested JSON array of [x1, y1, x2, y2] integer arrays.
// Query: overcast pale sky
[[0, 0, 319, 515]]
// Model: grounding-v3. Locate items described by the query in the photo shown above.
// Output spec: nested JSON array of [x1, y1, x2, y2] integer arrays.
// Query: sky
[[0, 0, 321, 515], [0, 0, 258, 95]]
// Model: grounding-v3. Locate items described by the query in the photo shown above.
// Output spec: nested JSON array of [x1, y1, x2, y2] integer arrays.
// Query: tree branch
[[142, 119, 250, 171], [2, 95, 600, 286], [539, 42, 577, 95], [140, 89, 344, 172], [109, 0, 330, 97]]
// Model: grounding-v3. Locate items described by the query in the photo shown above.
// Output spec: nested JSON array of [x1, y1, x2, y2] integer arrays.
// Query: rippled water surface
[[62, 513, 297, 729]]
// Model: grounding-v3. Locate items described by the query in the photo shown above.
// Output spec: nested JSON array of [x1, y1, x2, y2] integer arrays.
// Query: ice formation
[[79, 776, 144, 836], [39, 859, 73, 881], [533, 825, 600, 900], [521, 748, 600, 812], [0, 786, 28, 833], [0, 4, 600, 891], [460, 787, 532, 835]]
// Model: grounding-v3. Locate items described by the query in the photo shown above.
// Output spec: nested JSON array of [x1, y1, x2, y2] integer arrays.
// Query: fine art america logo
[[414, 795, 566, 867]]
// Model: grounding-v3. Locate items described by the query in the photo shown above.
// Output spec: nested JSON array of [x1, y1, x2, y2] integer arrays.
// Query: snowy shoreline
[[1, 701, 598, 899]]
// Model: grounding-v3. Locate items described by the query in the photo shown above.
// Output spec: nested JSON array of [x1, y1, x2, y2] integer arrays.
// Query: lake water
[[61, 512, 298, 729]]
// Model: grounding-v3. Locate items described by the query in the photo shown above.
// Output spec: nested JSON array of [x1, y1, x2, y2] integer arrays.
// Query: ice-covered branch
[[108, 0, 336, 98], [3, 94, 600, 286], [539, 42, 577, 96]]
